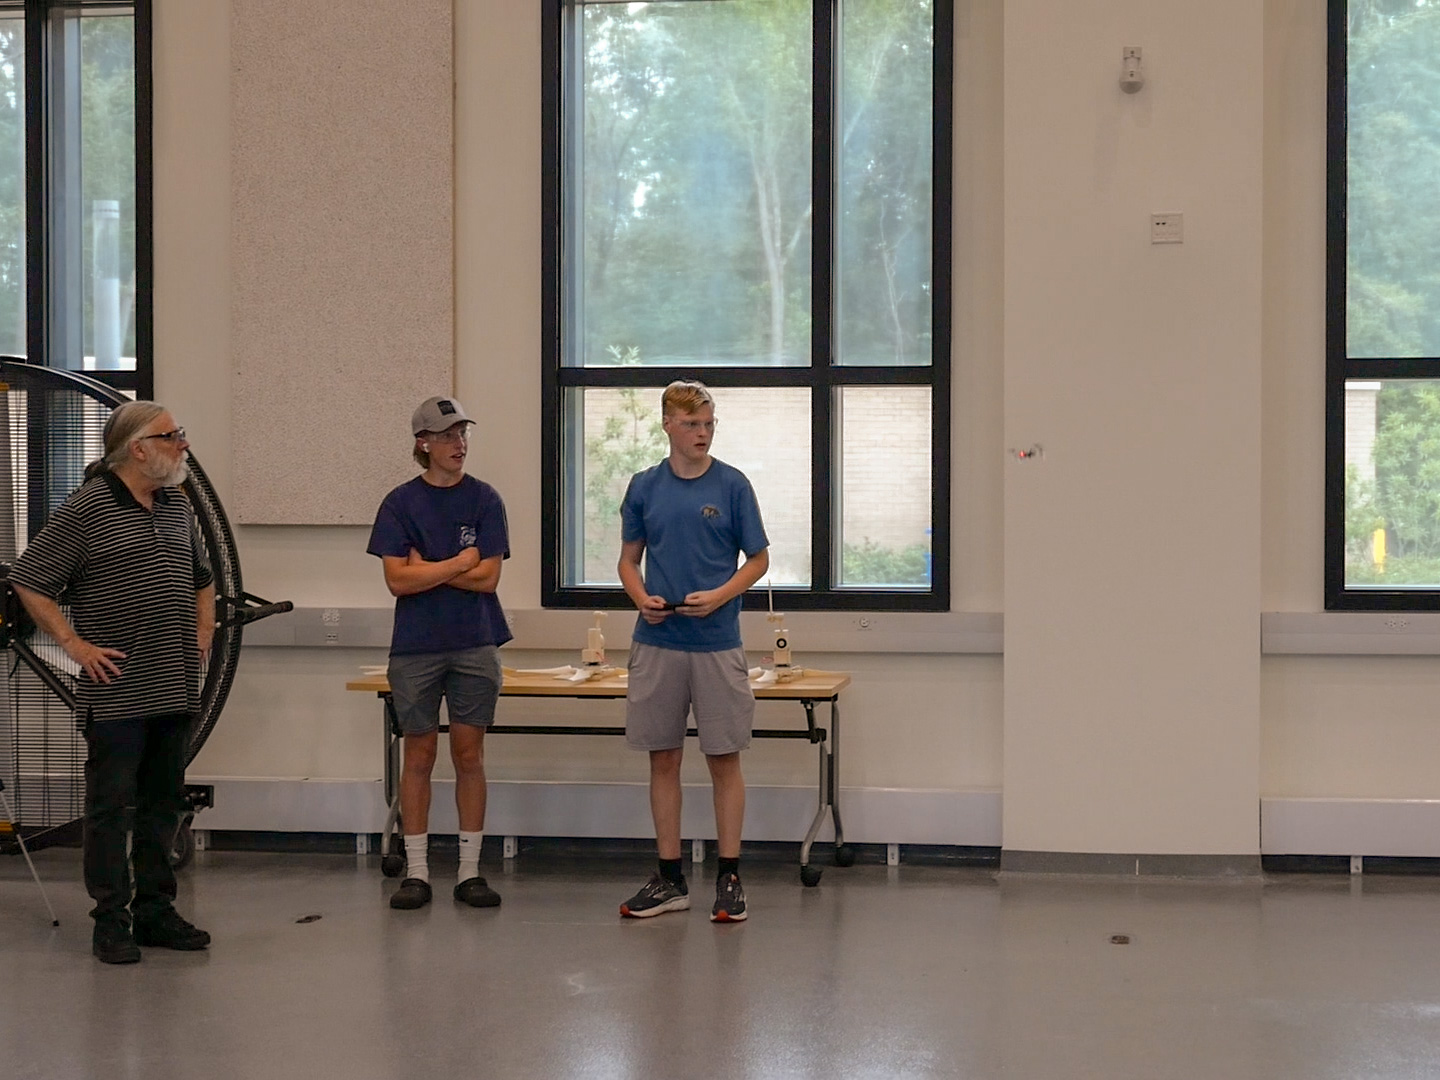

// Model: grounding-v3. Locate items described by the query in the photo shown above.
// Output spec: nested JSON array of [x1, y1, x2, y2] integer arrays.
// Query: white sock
[[458, 830, 483, 882], [404, 833, 429, 883]]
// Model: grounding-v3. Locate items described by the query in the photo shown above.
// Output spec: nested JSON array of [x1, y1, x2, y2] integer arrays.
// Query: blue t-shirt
[[621, 457, 768, 653], [367, 475, 513, 656]]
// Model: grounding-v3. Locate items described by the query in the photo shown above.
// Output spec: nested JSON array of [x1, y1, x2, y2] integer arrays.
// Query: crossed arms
[[382, 548, 503, 597]]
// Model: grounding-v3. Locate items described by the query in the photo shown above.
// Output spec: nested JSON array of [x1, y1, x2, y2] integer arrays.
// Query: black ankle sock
[[717, 856, 739, 879], [658, 858, 685, 884]]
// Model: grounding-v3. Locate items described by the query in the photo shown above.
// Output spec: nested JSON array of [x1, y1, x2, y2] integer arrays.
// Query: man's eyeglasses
[[675, 419, 718, 433], [427, 427, 470, 445], [140, 428, 186, 443]]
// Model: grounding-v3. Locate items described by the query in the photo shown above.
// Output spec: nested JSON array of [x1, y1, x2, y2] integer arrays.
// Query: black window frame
[[14, 0, 151, 399], [541, 0, 953, 612], [1324, 0, 1440, 610]]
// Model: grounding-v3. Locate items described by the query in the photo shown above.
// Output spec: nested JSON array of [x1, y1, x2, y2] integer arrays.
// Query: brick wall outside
[[1345, 382, 1379, 483]]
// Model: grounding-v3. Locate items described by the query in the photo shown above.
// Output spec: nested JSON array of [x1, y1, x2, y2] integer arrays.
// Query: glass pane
[[837, 0, 932, 367], [1343, 379, 1440, 589], [569, 0, 811, 368], [838, 386, 931, 587], [49, 9, 136, 371], [564, 386, 810, 586], [0, 9, 23, 356], [1346, 4, 1440, 359]]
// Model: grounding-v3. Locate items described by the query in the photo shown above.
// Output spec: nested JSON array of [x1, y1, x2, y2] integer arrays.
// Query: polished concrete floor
[[4, 848, 1440, 1079]]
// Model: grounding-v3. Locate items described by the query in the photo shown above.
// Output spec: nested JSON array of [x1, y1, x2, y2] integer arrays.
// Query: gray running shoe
[[711, 873, 747, 922], [619, 873, 690, 918]]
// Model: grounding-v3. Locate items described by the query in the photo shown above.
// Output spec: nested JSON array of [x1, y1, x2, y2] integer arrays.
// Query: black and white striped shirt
[[9, 471, 213, 723]]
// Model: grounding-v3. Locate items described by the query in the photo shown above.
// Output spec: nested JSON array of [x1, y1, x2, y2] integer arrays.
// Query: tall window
[[543, 0, 951, 611], [1328, 0, 1440, 608], [0, 0, 150, 398]]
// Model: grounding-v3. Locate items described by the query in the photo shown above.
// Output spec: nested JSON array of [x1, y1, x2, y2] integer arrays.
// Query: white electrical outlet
[[1151, 212, 1183, 244]]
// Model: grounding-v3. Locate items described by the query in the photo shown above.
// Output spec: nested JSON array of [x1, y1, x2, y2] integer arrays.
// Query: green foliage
[[1346, 554, 1440, 586], [80, 16, 138, 359], [1372, 384, 1440, 559], [576, 0, 934, 368], [1347, 5, 1440, 358], [842, 538, 929, 586], [1345, 463, 1384, 563], [0, 23, 25, 355], [0, 15, 135, 360], [582, 347, 666, 565]]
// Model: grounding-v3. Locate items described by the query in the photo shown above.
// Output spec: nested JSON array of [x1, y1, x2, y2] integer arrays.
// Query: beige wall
[[1002, 0, 1262, 854], [150, 0, 1432, 851]]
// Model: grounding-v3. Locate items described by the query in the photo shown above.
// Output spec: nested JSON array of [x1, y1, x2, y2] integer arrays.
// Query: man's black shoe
[[133, 908, 211, 950], [454, 876, 501, 908], [93, 923, 141, 965], [390, 877, 433, 910]]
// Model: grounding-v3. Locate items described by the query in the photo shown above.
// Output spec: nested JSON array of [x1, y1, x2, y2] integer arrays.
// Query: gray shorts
[[387, 646, 502, 736], [625, 642, 754, 756]]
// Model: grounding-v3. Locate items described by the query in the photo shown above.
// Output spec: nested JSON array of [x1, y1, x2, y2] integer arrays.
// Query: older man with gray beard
[[10, 401, 215, 964]]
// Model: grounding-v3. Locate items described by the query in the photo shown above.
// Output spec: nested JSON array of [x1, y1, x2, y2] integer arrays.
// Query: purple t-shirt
[[367, 475, 512, 656]]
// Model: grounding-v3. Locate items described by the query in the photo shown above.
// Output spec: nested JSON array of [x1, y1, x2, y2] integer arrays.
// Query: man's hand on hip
[[63, 639, 126, 684]]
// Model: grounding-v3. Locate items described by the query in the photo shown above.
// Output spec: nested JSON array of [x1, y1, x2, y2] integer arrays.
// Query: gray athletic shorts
[[387, 646, 502, 736], [625, 642, 754, 756]]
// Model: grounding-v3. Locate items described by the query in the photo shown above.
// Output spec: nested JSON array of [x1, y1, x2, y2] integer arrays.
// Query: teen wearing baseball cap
[[367, 397, 511, 911]]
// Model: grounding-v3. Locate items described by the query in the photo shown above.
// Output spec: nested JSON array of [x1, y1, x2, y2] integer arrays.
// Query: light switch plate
[[1151, 212, 1183, 244]]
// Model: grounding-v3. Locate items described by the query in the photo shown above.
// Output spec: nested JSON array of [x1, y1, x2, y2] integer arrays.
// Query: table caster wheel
[[834, 844, 855, 867], [168, 817, 196, 870], [380, 853, 405, 877], [800, 864, 823, 888]]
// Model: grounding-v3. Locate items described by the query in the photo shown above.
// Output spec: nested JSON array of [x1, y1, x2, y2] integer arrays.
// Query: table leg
[[379, 695, 405, 877], [829, 699, 853, 867], [799, 703, 829, 887]]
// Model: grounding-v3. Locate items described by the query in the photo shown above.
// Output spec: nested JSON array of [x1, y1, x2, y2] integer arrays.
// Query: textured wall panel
[[231, 0, 453, 523]]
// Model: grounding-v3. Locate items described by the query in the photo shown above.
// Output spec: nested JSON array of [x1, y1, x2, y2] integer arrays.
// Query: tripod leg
[[0, 788, 60, 927]]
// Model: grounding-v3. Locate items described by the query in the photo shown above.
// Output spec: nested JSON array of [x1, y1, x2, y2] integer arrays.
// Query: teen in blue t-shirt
[[616, 381, 769, 924], [366, 396, 510, 913]]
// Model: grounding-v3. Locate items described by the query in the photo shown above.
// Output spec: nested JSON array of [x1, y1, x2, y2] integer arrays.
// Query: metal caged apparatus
[[0, 358, 290, 870]]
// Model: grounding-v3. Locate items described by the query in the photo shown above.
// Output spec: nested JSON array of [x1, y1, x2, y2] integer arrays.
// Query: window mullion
[[23, 0, 44, 365], [133, 0, 151, 398], [811, 0, 835, 592]]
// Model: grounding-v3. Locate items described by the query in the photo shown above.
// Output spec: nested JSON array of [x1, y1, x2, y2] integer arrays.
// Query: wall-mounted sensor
[[1120, 46, 1144, 94]]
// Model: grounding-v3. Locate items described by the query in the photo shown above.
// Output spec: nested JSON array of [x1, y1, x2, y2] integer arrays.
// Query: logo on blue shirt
[[459, 525, 477, 547], [701, 505, 720, 519]]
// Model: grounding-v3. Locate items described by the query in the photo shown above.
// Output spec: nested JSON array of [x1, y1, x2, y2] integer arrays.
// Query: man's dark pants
[[83, 713, 190, 928]]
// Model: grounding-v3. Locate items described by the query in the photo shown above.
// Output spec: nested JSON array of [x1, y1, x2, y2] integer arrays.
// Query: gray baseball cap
[[411, 396, 472, 436]]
